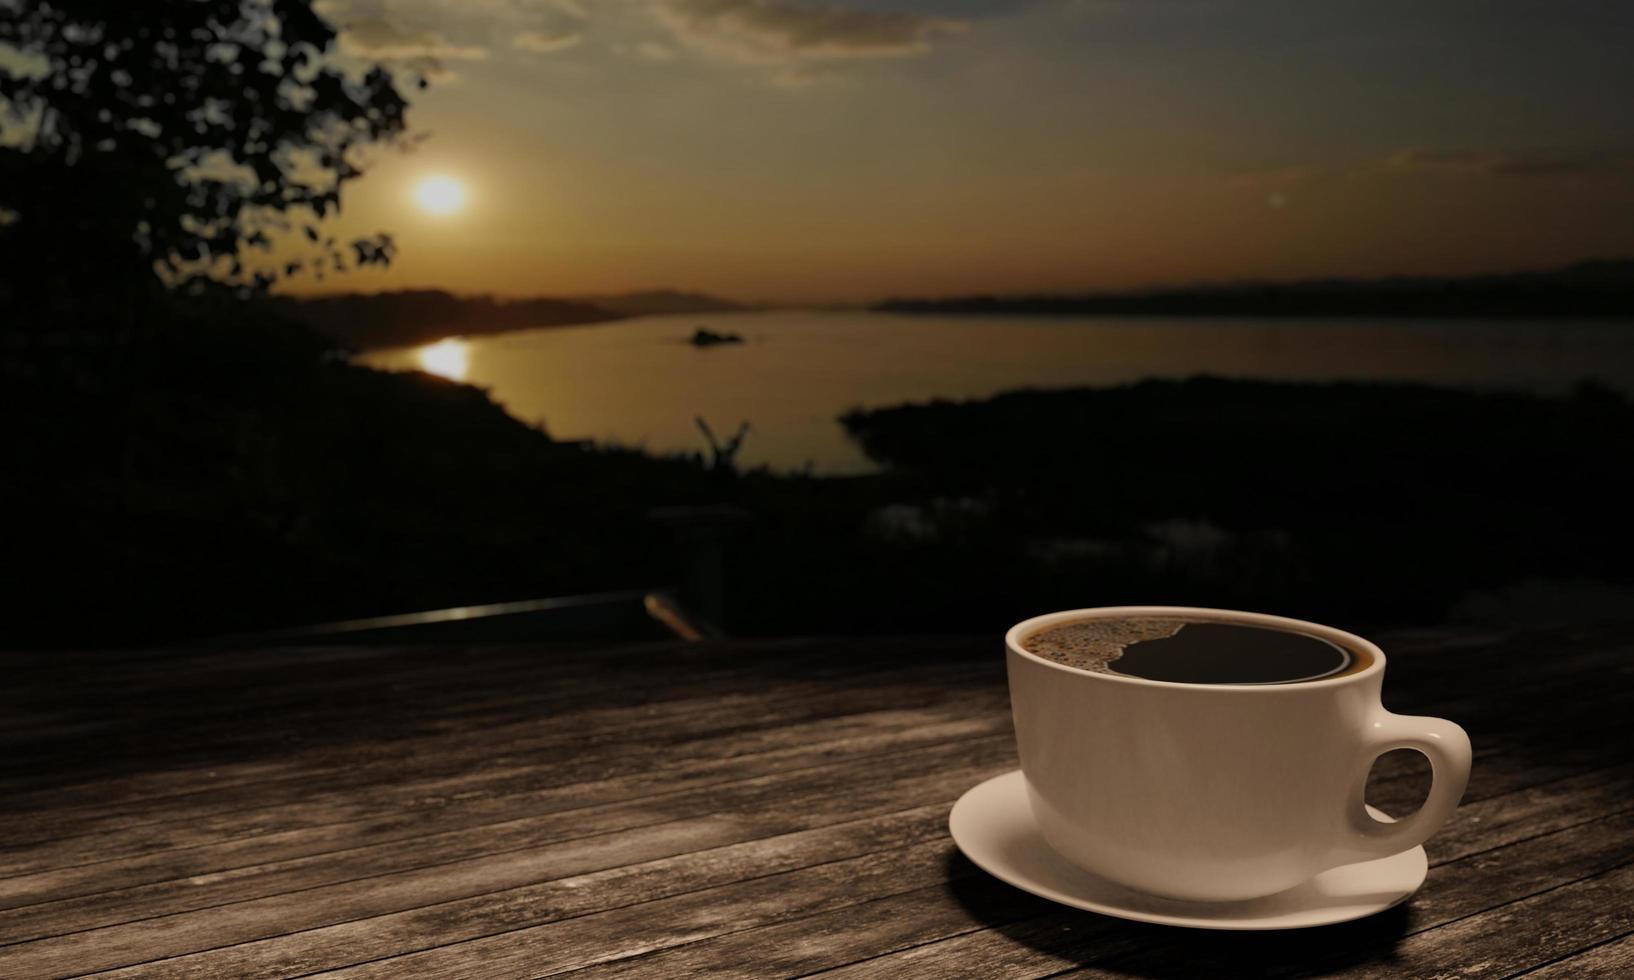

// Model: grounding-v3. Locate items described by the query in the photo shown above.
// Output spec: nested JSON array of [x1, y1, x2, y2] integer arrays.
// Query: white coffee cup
[[1006, 606, 1471, 903]]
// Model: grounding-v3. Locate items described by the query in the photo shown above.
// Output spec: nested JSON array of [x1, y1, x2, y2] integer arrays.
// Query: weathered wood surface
[[0, 623, 1630, 978]]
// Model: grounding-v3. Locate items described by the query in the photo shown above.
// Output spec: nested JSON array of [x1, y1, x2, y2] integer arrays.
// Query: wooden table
[[2, 625, 1631, 978]]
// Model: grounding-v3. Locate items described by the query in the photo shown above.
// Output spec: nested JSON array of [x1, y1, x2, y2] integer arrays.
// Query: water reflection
[[361, 313, 1634, 473], [418, 338, 469, 381]]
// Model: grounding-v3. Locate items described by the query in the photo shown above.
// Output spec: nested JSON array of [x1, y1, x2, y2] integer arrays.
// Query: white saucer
[[949, 770, 1427, 930]]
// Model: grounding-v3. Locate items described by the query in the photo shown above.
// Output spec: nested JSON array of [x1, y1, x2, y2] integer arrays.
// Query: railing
[[204, 589, 716, 646]]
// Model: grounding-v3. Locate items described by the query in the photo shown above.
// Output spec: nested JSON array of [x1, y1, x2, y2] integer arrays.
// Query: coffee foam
[[1021, 617, 1187, 673]]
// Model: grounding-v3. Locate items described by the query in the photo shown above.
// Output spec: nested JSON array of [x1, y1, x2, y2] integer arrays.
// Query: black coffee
[[1022, 615, 1365, 685]]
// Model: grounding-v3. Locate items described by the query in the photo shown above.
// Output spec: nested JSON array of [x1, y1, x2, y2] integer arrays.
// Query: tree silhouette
[[0, 0, 414, 319]]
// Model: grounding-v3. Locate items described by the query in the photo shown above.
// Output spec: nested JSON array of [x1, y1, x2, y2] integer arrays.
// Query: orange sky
[[284, 1, 1634, 303]]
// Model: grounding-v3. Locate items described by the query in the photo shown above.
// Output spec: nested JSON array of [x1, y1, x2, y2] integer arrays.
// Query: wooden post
[[648, 504, 751, 633]]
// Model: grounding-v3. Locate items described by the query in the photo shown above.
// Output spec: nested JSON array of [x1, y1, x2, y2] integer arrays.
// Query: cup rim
[[1005, 606, 1385, 690]]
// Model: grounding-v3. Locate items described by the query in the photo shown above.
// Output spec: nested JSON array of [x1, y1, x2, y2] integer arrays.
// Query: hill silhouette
[[876, 260, 1634, 318], [576, 290, 746, 317], [270, 288, 744, 351], [267, 291, 624, 350]]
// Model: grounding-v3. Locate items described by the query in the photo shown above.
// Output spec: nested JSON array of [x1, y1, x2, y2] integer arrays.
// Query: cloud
[[338, 16, 489, 62], [1386, 148, 1634, 178], [654, 0, 968, 63], [318, 0, 585, 60], [514, 29, 585, 53]]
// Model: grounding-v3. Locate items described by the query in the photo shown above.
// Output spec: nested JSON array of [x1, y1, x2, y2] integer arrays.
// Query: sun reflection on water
[[418, 338, 470, 381]]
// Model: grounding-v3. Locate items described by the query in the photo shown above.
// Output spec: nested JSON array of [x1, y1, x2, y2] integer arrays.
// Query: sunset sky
[[302, 0, 1634, 302]]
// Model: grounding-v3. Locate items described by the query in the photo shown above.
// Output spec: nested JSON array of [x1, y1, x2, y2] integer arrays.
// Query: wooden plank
[[0, 724, 1569, 941], [1317, 863, 1634, 979], [0, 622, 1608, 841], [0, 638, 1001, 793], [0, 721, 1013, 938], [0, 708, 1008, 888], [0, 637, 980, 717], [7, 630, 1616, 865], [1517, 931, 1634, 979], [792, 810, 1634, 980], [3, 669, 1611, 920], [0, 672, 1008, 849], [0, 620, 1598, 763], [560, 874, 1045, 980], [0, 743, 1021, 976], [0, 620, 1611, 726], [0, 669, 1568, 875], [89, 757, 1633, 980], [0, 652, 995, 822], [3, 620, 1607, 803], [12, 692, 1575, 940], [0, 646, 589, 745], [0, 636, 986, 758], [0, 626, 1625, 979], [6, 806, 967, 978], [79, 807, 969, 980], [312, 806, 1634, 980], [0, 734, 1012, 926], [309, 838, 971, 980], [0, 672, 1004, 870], [1421, 764, 1634, 864], [552, 862, 1045, 980]]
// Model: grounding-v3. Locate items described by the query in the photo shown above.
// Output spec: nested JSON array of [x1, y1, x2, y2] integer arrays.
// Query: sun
[[414, 175, 466, 216]]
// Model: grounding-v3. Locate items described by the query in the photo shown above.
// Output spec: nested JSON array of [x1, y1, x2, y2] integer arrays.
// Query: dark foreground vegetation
[[878, 259, 1634, 318], [4, 308, 717, 647], [7, 304, 1632, 647], [838, 378, 1634, 632]]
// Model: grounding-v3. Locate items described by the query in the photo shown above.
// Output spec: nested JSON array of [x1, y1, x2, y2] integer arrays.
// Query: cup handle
[[1343, 710, 1472, 863]]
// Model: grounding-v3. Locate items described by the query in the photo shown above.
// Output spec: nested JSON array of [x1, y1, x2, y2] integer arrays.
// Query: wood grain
[[0, 622, 1627, 979]]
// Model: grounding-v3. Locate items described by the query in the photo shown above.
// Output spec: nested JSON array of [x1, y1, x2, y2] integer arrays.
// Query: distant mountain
[[875, 260, 1634, 319], [272, 288, 748, 351], [575, 289, 746, 317], [270, 290, 626, 351]]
